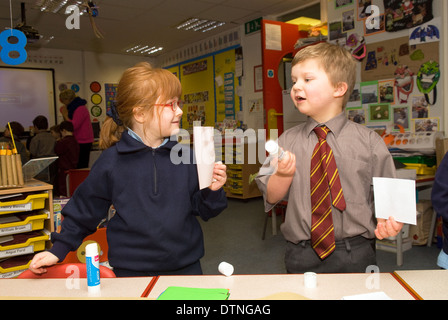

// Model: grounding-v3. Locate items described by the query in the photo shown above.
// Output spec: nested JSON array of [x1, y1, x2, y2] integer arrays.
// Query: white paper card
[[342, 291, 392, 300], [194, 126, 215, 190], [373, 177, 416, 225]]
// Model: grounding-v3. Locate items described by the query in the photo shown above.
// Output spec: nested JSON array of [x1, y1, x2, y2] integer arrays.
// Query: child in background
[[432, 153, 448, 269], [29, 62, 228, 277], [256, 42, 402, 273], [50, 125, 61, 141], [0, 121, 29, 164], [29, 115, 56, 158], [54, 121, 79, 197]]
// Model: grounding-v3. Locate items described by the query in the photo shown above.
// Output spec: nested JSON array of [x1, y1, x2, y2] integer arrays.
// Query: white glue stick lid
[[85, 243, 99, 257]]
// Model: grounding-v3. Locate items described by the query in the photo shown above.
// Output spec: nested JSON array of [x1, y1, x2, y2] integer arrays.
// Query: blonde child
[[30, 62, 228, 277], [256, 43, 402, 273]]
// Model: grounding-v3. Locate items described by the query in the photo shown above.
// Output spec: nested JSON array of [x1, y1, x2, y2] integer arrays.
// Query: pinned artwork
[[384, 0, 433, 32]]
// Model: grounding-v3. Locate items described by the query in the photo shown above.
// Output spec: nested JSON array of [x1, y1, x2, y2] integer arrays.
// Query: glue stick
[[265, 140, 285, 160], [85, 243, 101, 295]]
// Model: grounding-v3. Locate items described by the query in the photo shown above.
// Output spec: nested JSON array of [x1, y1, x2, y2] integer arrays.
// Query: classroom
[[0, 0, 448, 303]]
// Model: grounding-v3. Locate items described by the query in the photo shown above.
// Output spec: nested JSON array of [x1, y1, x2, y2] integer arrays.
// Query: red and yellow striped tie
[[310, 126, 346, 260]]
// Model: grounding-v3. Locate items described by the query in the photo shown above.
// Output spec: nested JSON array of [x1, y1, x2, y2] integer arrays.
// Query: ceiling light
[[175, 17, 226, 33], [124, 44, 163, 55]]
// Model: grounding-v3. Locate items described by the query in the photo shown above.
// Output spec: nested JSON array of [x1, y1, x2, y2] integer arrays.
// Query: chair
[[61, 228, 109, 264], [262, 201, 287, 240], [17, 262, 116, 279], [66, 168, 90, 197]]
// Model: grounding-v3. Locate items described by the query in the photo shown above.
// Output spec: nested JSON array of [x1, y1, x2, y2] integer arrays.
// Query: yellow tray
[[0, 193, 49, 215], [404, 163, 436, 175], [0, 210, 48, 236], [0, 230, 50, 258], [0, 255, 33, 275]]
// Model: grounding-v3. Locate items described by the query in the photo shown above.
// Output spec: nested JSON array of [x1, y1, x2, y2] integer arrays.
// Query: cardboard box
[[436, 138, 448, 167]]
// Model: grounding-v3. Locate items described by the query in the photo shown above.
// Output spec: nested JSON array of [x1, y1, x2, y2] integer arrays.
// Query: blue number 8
[[0, 29, 28, 65]]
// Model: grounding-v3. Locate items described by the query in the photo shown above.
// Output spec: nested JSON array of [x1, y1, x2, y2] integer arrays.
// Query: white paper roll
[[218, 261, 234, 277], [304, 272, 317, 288]]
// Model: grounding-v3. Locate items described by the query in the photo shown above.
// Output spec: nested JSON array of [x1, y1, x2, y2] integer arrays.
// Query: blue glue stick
[[85, 242, 101, 295]]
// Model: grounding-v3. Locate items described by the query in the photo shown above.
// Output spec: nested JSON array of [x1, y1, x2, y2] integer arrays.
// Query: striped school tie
[[310, 126, 346, 260]]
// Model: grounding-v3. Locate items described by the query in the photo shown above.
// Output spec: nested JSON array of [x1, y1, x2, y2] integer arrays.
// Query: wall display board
[[328, 0, 444, 135], [0, 67, 56, 131], [166, 46, 241, 134]]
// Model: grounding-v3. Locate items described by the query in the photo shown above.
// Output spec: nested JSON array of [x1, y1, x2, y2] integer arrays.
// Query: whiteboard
[[0, 67, 56, 131]]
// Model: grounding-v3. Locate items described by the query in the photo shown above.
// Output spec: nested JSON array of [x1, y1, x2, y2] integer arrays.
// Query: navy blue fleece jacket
[[432, 153, 448, 254], [50, 131, 227, 272]]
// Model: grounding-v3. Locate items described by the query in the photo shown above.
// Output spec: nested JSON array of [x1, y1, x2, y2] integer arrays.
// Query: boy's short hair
[[59, 121, 74, 133], [292, 42, 357, 107], [32, 115, 49, 130]]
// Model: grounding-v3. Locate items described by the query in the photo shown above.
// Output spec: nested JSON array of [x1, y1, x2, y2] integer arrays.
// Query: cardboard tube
[[5, 151, 13, 187], [10, 153, 18, 186], [0, 157, 3, 187], [0, 154, 7, 187], [15, 154, 24, 186]]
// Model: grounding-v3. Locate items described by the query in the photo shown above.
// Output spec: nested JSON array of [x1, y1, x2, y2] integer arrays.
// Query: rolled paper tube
[[10, 154, 18, 186], [15, 154, 24, 186], [0, 154, 7, 186], [5, 151, 14, 187], [265, 140, 285, 160], [218, 261, 234, 277], [304, 272, 317, 288]]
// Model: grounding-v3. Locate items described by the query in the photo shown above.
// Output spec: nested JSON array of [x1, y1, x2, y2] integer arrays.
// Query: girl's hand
[[28, 251, 59, 275], [209, 162, 227, 191]]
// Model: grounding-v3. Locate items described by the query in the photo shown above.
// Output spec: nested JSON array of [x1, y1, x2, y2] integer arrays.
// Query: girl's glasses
[[154, 100, 183, 112]]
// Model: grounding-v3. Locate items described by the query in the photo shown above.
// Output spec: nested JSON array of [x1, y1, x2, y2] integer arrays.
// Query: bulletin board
[[361, 36, 439, 82], [166, 46, 241, 133], [327, 0, 444, 134], [180, 56, 215, 129]]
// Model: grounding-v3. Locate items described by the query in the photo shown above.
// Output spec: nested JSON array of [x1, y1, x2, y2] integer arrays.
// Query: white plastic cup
[[218, 261, 234, 277], [304, 272, 317, 288]]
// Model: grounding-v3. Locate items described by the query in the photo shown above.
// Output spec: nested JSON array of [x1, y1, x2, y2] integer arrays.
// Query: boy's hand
[[375, 217, 404, 240], [29, 251, 59, 275], [273, 149, 296, 177]]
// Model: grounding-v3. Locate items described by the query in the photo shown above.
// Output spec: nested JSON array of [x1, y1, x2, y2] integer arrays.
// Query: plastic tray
[[0, 230, 50, 259], [0, 254, 34, 277], [0, 210, 49, 236], [0, 193, 49, 215]]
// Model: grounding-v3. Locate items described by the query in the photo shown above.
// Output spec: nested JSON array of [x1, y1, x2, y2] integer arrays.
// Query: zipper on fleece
[[152, 149, 158, 195]]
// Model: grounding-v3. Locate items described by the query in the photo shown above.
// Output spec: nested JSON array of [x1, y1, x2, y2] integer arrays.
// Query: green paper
[[157, 286, 230, 300]]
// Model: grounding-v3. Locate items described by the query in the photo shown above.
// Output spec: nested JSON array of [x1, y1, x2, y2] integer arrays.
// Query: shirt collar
[[127, 128, 169, 148], [305, 111, 348, 138]]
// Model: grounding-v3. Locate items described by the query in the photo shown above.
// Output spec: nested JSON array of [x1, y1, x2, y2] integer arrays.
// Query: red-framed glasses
[[154, 100, 184, 112]]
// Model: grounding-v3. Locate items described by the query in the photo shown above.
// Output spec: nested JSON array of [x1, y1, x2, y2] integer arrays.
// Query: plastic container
[[0, 230, 49, 259], [85, 242, 101, 295], [0, 210, 48, 236], [0, 193, 49, 215]]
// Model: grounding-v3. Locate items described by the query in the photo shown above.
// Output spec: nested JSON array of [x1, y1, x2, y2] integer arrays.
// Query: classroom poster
[[214, 49, 240, 124], [180, 57, 215, 130]]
